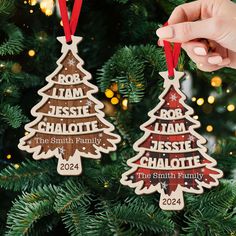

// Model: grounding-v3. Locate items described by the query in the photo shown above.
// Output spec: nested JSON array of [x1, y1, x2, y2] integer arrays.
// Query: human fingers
[[168, 1, 202, 24], [156, 17, 236, 51], [182, 43, 229, 71]]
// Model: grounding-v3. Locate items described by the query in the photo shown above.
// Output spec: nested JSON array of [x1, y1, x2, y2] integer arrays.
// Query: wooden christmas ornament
[[120, 70, 223, 210], [18, 36, 120, 175]]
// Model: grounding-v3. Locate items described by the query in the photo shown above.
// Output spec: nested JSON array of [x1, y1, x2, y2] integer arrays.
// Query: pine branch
[[0, 24, 24, 56], [0, 159, 58, 191], [182, 180, 236, 235], [62, 207, 91, 236], [6, 185, 59, 236], [54, 179, 92, 214], [185, 180, 236, 215], [0, 60, 42, 88], [0, 104, 29, 128], [113, 202, 175, 234], [97, 45, 165, 103], [0, 0, 14, 16], [98, 46, 145, 103]]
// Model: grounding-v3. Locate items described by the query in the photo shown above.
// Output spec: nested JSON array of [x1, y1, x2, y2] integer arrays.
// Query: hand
[[156, 0, 236, 72]]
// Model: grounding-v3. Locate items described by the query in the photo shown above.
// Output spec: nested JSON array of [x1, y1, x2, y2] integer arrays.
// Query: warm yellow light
[[197, 98, 204, 106], [227, 104, 235, 112], [28, 0, 37, 6], [193, 115, 198, 120], [60, 20, 63, 26], [25, 131, 29, 136], [226, 89, 231, 93], [111, 97, 119, 105], [211, 76, 222, 87], [206, 125, 213, 132], [40, 0, 54, 16], [208, 96, 215, 104], [24, 1, 27, 4], [14, 164, 20, 169], [104, 181, 109, 188], [28, 49, 36, 57], [6, 154, 12, 160], [29, 9, 34, 13], [191, 97, 197, 102], [45, 9, 53, 16], [105, 89, 114, 98], [122, 98, 128, 110]]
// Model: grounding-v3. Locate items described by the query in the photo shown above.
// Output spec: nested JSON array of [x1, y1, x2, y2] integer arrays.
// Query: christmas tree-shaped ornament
[[121, 32, 223, 210], [18, 0, 120, 176]]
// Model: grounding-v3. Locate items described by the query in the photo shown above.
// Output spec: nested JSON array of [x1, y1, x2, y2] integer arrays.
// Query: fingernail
[[208, 56, 223, 65], [156, 27, 174, 39], [194, 47, 207, 56]]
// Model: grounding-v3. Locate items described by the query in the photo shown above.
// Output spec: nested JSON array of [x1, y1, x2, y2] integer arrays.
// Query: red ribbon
[[58, 0, 83, 42], [162, 22, 181, 77]]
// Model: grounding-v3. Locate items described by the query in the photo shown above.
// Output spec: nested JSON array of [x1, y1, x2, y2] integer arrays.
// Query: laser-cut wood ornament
[[120, 70, 223, 210], [18, 36, 120, 176]]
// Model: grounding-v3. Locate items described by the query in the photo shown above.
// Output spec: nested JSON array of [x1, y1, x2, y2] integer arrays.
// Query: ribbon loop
[[58, 0, 83, 42], [162, 22, 181, 77]]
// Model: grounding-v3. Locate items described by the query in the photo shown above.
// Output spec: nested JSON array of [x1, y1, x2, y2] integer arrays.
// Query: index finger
[[168, 0, 202, 24]]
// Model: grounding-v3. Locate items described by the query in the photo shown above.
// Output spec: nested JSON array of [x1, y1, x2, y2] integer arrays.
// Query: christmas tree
[[19, 36, 120, 175], [121, 71, 223, 210], [0, 0, 236, 235]]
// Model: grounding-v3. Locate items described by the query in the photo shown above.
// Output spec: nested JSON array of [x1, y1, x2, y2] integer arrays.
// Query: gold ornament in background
[[40, 0, 54, 16], [122, 98, 128, 110], [11, 63, 22, 74], [208, 96, 215, 104], [227, 104, 235, 112], [206, 125, 213, 133], [105, 89, 114, 98], [28, 0, 37, 5], [28, 49, 36, 57], [197, 98, 204, 106], [111, 97, 119, 105], [102, 100, 117, 117], [211, 76, 222, 87]]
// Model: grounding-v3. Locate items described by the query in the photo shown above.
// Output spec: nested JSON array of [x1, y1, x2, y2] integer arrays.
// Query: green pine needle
[[0, 104, 29, 128], [54, 180, 92, 214], [62, 207, 91, 236], [0, 159, 57, 191], [6, 185, 59, 236], [0, 24, 24, 56]]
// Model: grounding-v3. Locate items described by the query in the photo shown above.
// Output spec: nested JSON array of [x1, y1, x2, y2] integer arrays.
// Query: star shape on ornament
[[170, 93, 177, 101], [160, 181, 168, 190], [86, 100, 93, 107], [58, 146, 65, 155], [188, 135, 195, 142], [68, 58, 76, 67]]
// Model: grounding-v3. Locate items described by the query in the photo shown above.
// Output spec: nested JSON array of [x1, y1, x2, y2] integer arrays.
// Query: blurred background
[[0, 0, 236, 235]]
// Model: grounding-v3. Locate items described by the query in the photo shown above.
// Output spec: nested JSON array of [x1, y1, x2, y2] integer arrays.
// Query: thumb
[[156, 17, 236, 50]]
